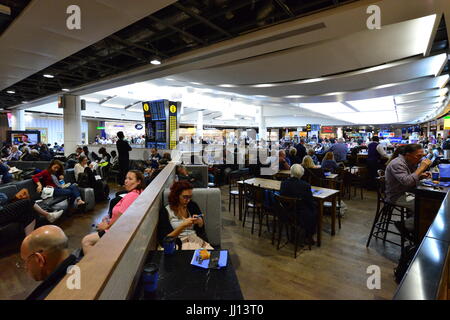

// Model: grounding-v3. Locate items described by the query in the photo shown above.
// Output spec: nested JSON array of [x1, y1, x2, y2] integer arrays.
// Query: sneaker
[[47, 210, 64, 223]]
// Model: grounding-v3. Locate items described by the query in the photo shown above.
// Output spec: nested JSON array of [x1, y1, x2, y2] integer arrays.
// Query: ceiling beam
[[172, 3, 233, 38], [108, 34, 168, 58], [274, 0, 295, 17], [146, 15, 207, 46]]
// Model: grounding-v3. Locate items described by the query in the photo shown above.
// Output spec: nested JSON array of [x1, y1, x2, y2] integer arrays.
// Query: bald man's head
[[21, 225, 69, 281]]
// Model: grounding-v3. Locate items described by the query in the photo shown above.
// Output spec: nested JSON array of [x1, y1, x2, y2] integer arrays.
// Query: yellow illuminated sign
[[170, 104, 177, 113], [143, 103, 149, 112], [444, 118, 450, 130]]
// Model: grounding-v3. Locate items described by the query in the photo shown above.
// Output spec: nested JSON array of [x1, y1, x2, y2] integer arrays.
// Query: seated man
[[20, 225, 78, 300], [385, 144, 431, 238], [176, 165, 203, 188]]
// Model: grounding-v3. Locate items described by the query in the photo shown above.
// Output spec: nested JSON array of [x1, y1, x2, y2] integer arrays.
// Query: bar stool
[[366, 176, 409, 251], [242, 184, 264, 235], [228, 172, 240, 216]]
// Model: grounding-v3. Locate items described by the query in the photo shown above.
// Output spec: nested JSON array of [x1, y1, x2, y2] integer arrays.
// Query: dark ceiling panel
[[0, 0, 360, 109]]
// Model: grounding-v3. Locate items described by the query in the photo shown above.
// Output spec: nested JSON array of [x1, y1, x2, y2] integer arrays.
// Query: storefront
[[104, 121, 145, 141], [320, 126, 336, 139]]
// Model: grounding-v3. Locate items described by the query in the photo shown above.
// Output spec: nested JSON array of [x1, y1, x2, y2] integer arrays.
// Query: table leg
[[331, 195, 336, 236], [238, 184, 243, 221], [317, 199, 323, 247]]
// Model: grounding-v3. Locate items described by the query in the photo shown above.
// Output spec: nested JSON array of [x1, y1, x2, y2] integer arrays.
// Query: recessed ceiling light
[[253, 83, 275, 88], [62, 88, 70, 92], [22, 101, 28, 104], [6, 90, 15, 94], [43, 74, 54, 78], [150, 59, 161, 65]]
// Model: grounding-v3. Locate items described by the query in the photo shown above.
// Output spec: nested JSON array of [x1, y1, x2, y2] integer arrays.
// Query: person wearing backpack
[[74, 156, 96, 187]]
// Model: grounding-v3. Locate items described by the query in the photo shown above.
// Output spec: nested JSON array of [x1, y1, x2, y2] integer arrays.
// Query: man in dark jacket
[[279, 164, 317, 244], [294, 139, 307, 163], [116, 131, 132, 185]]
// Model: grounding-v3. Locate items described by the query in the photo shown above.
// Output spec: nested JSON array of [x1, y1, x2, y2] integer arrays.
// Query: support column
[[196, 110, 203, 139], [12, 109, 25, 131], [258, 106, 267, 141], [63, 95, 82, 156]]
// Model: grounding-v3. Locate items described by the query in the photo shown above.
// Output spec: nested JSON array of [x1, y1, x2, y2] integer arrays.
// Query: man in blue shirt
[[328, 138, 348, 162]]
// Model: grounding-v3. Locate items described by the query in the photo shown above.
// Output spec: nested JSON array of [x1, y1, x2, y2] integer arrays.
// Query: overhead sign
[[135, 124, 143, 130], [445, 116, 450, 130], [321, 126, 334, 133], [169, 102, 178, 150], [306, 124, 312, 132], [96, 127, 105, 130]]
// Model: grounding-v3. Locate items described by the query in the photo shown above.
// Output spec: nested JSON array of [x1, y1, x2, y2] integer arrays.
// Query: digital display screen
[[150, 100, 167, 120], [155, 121, 166, 142], [321, 126, 334, 133], [9, 131, 40, 145]]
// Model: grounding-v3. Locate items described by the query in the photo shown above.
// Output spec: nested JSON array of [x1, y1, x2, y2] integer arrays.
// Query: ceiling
[[0, 0, 358, 109], [0, 0, 30, 35], [3, 0, 450, 127]]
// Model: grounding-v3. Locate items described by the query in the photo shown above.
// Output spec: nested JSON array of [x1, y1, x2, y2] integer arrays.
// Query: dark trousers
[[367, 159, 380, 189], [0, 199, 36, 228], [53, 185, 81, 206], [118, 160, 129, 185]]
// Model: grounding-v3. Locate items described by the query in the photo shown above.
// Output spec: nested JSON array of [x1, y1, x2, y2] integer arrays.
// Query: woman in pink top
[[82, 170, 145, 254]]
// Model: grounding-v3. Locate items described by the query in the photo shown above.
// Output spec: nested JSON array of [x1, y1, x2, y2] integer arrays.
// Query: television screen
[[9, 131, 40, 145]]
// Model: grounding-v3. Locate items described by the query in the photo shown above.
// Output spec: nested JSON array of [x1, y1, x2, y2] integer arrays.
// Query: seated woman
[[302, 155, 321, 170], [279, 164, 317, 245], [81, 170, 145, 254], [32, 159, 86, 210], [157, 180, 213, 250], [74, 156, 96, 187], [0, 190, 63, 236], [321, 152, 339, 173], [6, 145, 22, 161], [302, 155, 326, 183], [307, 148, 320, 165], [98, 147, 111, 164]]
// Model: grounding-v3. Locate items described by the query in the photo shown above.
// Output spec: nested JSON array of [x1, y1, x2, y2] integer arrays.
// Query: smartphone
[[194, 214, 203, 219]]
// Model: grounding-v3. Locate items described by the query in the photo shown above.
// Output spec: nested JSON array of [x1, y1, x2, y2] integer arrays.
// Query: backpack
[[394, 244, 418, 283], [94, 179, 110, 202]]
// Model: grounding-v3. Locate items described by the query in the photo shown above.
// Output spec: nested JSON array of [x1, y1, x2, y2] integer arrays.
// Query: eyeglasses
[[16, 250, 44, 270], [181, 195, 193, 200]]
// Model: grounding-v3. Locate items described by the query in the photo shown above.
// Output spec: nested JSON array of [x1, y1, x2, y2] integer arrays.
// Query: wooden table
[[238, 177, 339, 247]]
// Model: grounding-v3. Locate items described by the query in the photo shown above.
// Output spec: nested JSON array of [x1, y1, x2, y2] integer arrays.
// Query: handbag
[[41, 186, 54, 199]]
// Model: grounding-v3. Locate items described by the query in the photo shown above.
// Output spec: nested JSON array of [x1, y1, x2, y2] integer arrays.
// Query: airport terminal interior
[[0, 0, 450, 300]]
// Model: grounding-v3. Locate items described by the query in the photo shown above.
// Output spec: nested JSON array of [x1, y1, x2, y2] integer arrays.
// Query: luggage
[[94, 179, 109, 202]]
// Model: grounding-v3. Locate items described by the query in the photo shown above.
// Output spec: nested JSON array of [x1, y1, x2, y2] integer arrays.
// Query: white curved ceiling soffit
[[0, 0, 176, 91]]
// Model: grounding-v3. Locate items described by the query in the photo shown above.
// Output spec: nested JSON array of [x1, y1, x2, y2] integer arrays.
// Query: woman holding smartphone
[[157, 180, 213, 250]]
